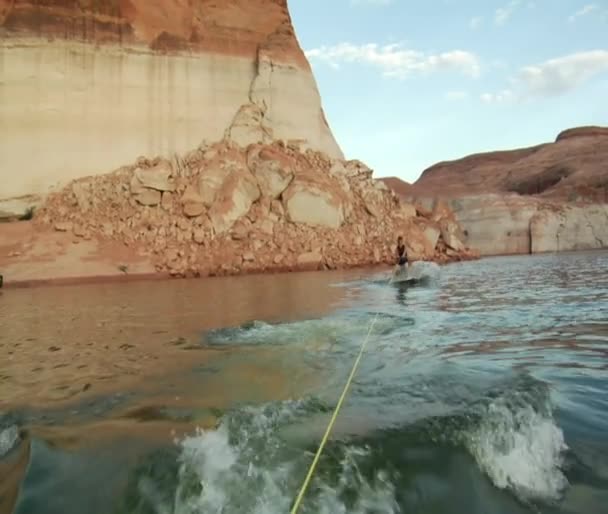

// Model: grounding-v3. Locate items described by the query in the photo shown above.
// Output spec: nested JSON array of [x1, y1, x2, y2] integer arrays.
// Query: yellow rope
[[290, 273, 394, 513]]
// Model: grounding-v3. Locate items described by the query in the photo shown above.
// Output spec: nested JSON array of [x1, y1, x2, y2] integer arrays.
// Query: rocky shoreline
[[1, 140, 477, 289]]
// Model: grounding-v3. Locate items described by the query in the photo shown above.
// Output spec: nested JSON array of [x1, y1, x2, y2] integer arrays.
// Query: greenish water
[[1, 251, 607, 513]]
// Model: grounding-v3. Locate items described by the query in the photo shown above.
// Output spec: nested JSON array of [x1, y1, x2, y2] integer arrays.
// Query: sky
[[289, 0, 608, 183]]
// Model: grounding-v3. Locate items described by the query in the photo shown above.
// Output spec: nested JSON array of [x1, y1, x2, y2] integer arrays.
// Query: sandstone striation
[[27, 139, 476, 280], [412, 126, 608, 202], [393, 127, 608, 256], [0, 0, 342, 219]]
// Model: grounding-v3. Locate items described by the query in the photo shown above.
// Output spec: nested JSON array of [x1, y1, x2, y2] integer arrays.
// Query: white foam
[[314, 447, 399, 514], [465, 400, 569, 501], [172, 401, 398, 513], [407, 261, 441, 281], [0, 425, 19, 457], [392, 261, 441, 283]]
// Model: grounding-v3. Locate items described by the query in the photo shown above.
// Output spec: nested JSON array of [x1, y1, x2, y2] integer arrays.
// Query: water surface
[[1, 252, 607, 513]]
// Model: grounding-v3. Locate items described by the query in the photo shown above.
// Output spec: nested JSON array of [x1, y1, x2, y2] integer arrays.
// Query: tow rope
[[290, 272, 395, 513]]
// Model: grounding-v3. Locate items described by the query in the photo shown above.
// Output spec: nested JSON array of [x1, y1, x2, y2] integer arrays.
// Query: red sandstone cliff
[[0, 0, 342, 219], [392, 127, 608, 256], [0, 0, 307, 64], [412, 126, 608, 202]]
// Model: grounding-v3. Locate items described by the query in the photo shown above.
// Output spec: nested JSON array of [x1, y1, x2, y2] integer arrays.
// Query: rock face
[[0, 0, 343, 219], [443, 195, 540, 255], [394, 127, 608, 256], [530, 205, 608, 253], [412, 126, 608, 202], [33, 139, 477, 278]]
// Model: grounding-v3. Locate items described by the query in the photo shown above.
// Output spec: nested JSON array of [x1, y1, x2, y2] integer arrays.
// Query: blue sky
[[289, 0, 608, 183]]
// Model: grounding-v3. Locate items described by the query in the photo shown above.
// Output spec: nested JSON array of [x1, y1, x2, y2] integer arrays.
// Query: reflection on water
[[0, 269, 369, 408], [1, 252, 608, 514]]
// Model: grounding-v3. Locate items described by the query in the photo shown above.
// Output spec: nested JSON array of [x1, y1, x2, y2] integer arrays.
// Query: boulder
[[247, 197, 271, 223], [230, 222, 250, 240], [297, 250, 323, 269], [134, 160, 175, 192], [161, 192, 174, 211], [248, 146, 294, 198], [193, 229, 206, 245], [134, 189, 161, 206], [130, 174, 146, 195], [423, 225, 441, 250], [439, 219, 465, 251], [282, 180, 347, 229], [198, 165, 232, 208], [257, 219, 275, 236], [362, 188, 385, 218], [208, 170, 261, 234], [181, 185, 206, 218]]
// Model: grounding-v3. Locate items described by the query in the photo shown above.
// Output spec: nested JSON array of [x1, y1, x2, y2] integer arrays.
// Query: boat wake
[[120, 372, 568, 514], [391, 261, 441, 286]]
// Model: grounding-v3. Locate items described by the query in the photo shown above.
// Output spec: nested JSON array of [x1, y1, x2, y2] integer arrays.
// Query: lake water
[[1, 251, 607, 513]]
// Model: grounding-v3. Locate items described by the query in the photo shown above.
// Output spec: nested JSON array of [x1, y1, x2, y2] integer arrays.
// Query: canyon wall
[[0, 1, 476, 284], [0, 0, 342, 219], [391, 127, 608, 256]]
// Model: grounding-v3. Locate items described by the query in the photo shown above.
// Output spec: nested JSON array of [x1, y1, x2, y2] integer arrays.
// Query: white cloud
[[469, 16, 483, 29], [305, 42, 481, 79], [568, 4, 599, 23], [518, 50, 608, 96], [481, 50, 608, 103], [495, 0, 522, 25], [446, 91, 468, 101]]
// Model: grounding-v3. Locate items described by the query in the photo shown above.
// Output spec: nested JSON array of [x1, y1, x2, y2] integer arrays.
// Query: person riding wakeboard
[[395, 236, 408, 276]]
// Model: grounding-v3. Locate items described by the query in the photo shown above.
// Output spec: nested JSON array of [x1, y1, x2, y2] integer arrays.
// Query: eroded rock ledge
[[33, 140, 478, 278], [397, 126, 608, 256]]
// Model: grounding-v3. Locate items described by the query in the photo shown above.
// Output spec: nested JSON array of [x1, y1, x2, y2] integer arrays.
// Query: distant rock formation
[[0, 0, 342, 219], [391, 127, 608, 256], [413, 126, 608, 201]]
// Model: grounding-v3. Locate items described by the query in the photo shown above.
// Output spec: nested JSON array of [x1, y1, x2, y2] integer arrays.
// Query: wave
[[402, 261, 442, 282], [136, 374, 568, 513], [463, 395, 569, 502], [0, 424, 20, 458], [202, 311, 409, 349], [171, 399, 399, 514]]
